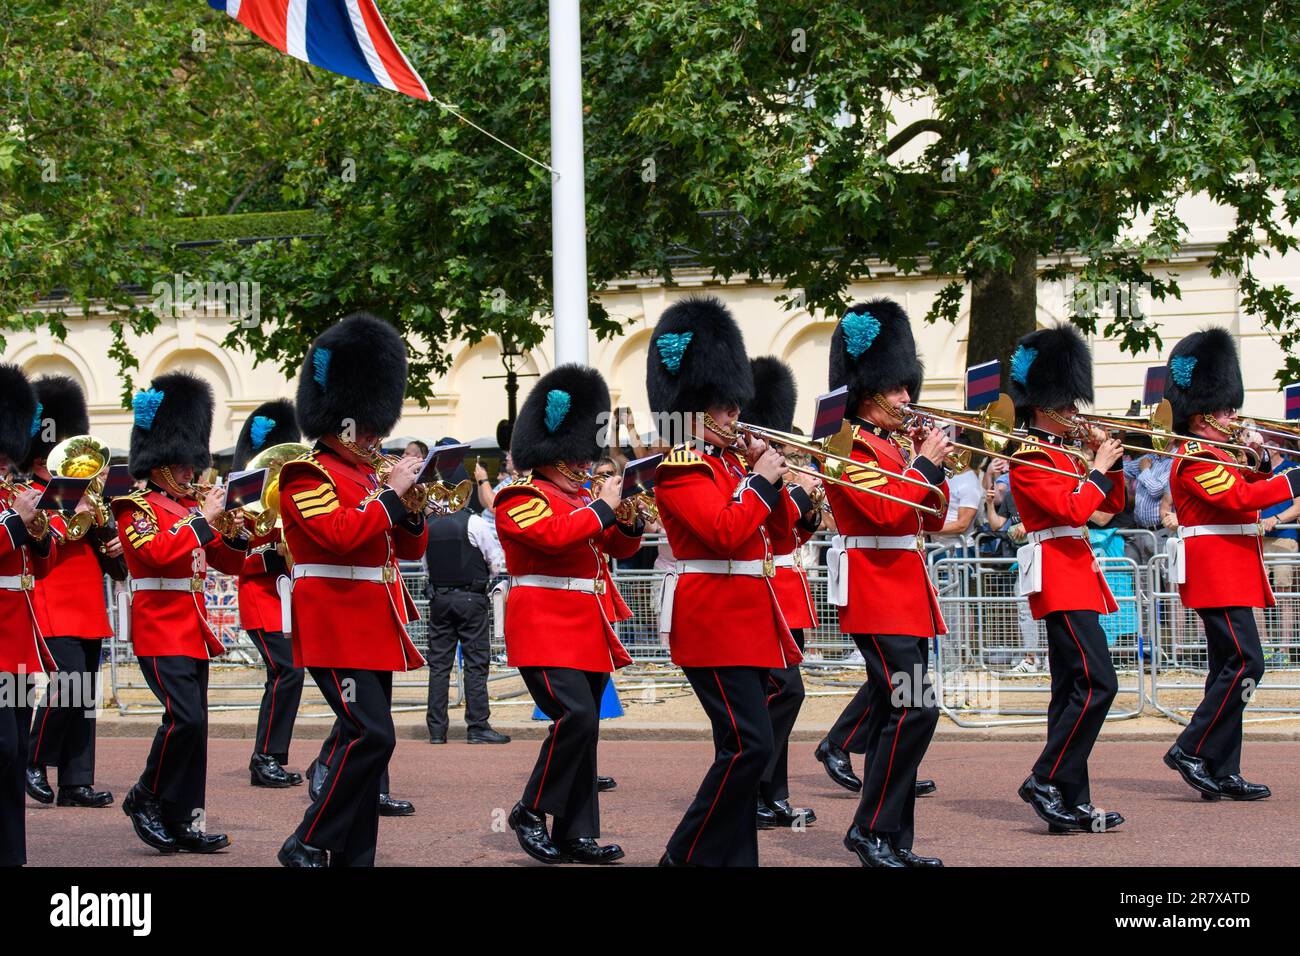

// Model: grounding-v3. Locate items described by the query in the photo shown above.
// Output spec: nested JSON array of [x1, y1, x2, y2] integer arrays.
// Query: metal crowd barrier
[[100, 527, 1300, 727]]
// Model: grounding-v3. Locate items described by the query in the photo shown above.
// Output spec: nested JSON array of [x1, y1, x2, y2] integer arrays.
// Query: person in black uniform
[[424, 437, 510, 746]]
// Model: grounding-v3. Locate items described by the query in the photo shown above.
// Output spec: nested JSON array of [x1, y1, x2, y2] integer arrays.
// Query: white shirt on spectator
[[468, 511, 506, 575], [932, 468, 982, 551]]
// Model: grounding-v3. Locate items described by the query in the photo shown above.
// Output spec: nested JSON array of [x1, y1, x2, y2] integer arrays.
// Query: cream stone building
[[6, 195, 1294, 455]]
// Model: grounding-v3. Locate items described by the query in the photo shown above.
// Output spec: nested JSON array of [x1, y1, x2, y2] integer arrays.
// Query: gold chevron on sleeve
[[1194, 464, 1236, 496], [844, 464, 888, 489], [506, 497, 551, 529], [292, 482, 340, 517], [662, 445, 705, 467]]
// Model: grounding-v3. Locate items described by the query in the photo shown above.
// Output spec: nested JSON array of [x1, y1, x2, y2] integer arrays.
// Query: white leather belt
[[773, 550, 803, 570], [675, 558, 774, 577], [0, 574, 34, 591], [1166, 524, 1262, 586], [840, 534, 922, 551], [1180, 523, 1260, 538], [130, 577, 204, 593], [1027, 525, 1083, 545], [292, 564, 397, 584], [510, 574, 606, 595]]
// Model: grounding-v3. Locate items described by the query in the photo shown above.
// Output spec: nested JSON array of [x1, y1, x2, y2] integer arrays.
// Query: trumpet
[[731, 422, 948, 518], [901, 394, 1094, 480], [190, 482, 244, 537], [372, 452, 473, 517], [1072, 401, 1261, 467], [0, 478, 51, 539], [590, 474, 658, 524], [46, 434, 112, 541]]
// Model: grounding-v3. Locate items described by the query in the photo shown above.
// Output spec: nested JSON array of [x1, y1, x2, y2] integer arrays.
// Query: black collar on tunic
[[1025, 426, 1067, 447], [849, 417, 897, 441]]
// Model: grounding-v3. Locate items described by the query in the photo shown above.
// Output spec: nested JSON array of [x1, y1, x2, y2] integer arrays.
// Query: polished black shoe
[[121, 784, 179, 854], [508, 801, 562, 864], [25, 766, 54, 804], [815, 738, 862, 792], [56, 785, 114, 808], [894, 848, 944, 868], [250, 753, 294, 788], [1163, 744, 1221, 798], [1055, 804, 1125, 833], [915, 779, 937, 797], [763, 797, 816, 828], [1213, 774, 1270, 801], [278, 833, 328, 868], [756, 802, 778, 830], [557, 837, 625, 864], [283, 768, 304, 786], [467, 726, 511, 744], [168, 824, 230, 853], [597, 775, 617, 792], [306, 759, 327, 802], [428, 734, 447, 745], [378, 793, 415, 816], [1018, 775, 1087, 831], [843, 825, 906, 867]]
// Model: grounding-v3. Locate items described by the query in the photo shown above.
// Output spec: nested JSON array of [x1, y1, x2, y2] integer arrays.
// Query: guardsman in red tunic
[[24, 377, 125, 810], [497, 365, 642, 865], [647, 297, 799, 868], [1006, 325, 1128, 834], [113, 371, 248, 854], [1160, 328, 1299, 801], [276, 313, 428, 868], [0, 364, 56, 866], [231, 399, 307, 790], [741, 357, 821, 830], [812, 300, 951, 867]]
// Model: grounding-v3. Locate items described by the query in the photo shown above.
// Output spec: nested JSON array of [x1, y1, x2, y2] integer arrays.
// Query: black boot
[[56, 785, 114, 808], [756, 802, 778, 830], [1018, 775, 1087, 831], [250, 753, 294, 788], [915, 779, 937, 796], [282, 768, 304, 787], [121, 784, 179, 854], [25, 766, 54, 804], [167, 822, 231, 853], [657, 850, 694, 867], [1163, 744, 1221, 798], [557, 837, 625, 864], [378, 793, 415, 816], [306, 758, 327, 802], [467, 726, 511, 744], [843, 825, 905, 867], [1213, 774, 1270, 801], [278, 833, 328, 867], [762, 797, 816, 827], [507, 801, 562, 864], [814, 738, 861, 792], [597, 775, 617, 792], [1052, 804, 1125, 833], [894, 847, 944, 868]]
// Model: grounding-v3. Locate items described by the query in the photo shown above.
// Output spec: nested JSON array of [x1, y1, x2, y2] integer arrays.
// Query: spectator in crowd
[[404, 439, 429, 460], [930, 441, 983, 556], [1258, 440, 1299, 649], [1130, 443, 1173, 564], [422, 438, 510, 746]]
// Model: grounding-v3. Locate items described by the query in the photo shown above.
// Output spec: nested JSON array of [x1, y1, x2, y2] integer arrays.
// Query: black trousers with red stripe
[[850, 635, 938, 849], [761, 629, 805, 803], [137, 655, 210, 829], [667, 666, 774, 867], [294, 667, 394, 867], [248, 630, 303, 764], [28, 637, 102, 786], [826, 649, 874, 756], [519, 666, 607, 842], [1031, 610, 1118, 806], [1176, 606, 1264, 778], [1, 673, 35, 866], [316, 727, 395, 795]]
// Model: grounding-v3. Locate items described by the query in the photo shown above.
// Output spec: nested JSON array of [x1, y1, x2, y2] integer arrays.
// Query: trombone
[[1232, 415, 1300, 458], [1075, 400, 1261, 467], [46, 435, 112, 540], [731, 422, 948, 518], [901, 394, 1093, 480]]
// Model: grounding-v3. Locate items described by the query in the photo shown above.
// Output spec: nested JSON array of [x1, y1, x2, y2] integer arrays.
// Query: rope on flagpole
[[431, 98, 558, 178]]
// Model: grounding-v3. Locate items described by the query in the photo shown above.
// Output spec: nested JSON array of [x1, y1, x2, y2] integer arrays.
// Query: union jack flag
[[208, 0, 430, 100]]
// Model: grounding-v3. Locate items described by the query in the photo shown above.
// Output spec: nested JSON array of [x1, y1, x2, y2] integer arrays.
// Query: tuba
[[46, 435, 112, 540], [242, 442, 313, 535]]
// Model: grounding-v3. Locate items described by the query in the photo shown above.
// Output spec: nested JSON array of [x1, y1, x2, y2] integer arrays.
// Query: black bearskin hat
[[128, 371, 214, 479], [1164, 326, 1244, 434], [741, 356, 798, 432], [646, 297, 754, 431], [511, 364, 611, 471], [828, 298, 924, 411], [296, 312, 408, 441], [0, 364, 38, 466], [232, 399, 301, 471], [23, 375, 90, 470], [1006, 324, 1094, 421]]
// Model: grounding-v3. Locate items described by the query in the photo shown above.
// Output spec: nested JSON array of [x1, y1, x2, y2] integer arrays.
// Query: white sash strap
[[658, 572, 677, 636], [129, 577, 204, 593], [0, 574, 34, 591], [491, 579, 509, 642], [1167, 524, 1262, 585], [291, 563, 396, 583], [116, 590, 131, 644]]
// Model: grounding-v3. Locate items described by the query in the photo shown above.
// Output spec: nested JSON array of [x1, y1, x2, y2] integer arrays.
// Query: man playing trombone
[[817, 299, 951, 868], [1006, 325, 1127, 834]]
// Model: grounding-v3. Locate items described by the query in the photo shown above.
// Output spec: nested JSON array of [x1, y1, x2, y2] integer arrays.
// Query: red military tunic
[[29, 478, 113, 640], [654, 441, 802, 669], [111, 487, 248, 659], [823, 423, 949, 638], [237, 528, 286, 633], [0, 488, 55, 673], [1170, 440, 1300, 609], [1009, 430, 1126, 619], [278, 445, 427, 672], [495, 475, 641, 672], [769, 484, 819, 630]]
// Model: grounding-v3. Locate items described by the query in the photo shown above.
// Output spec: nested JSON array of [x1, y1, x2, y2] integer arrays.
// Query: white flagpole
[[549, 0, 590, 366]]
